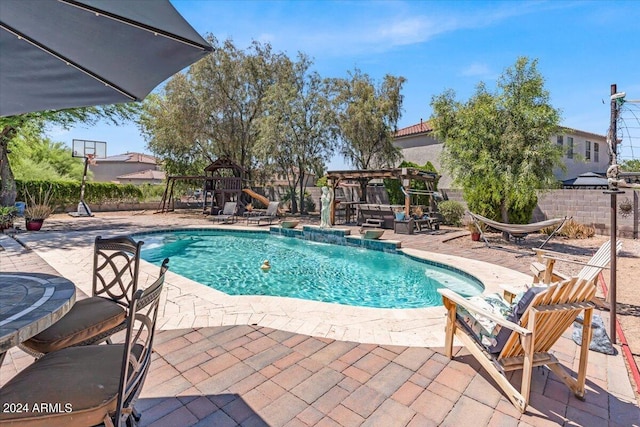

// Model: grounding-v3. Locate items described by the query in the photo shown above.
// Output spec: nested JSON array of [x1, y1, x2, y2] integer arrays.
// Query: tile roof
[[395, 120, 433, 137], [117, 169, 165, 180], [559, 127, 607, 140], [395, 122, 606, 141], [98, 152, 158, 164]]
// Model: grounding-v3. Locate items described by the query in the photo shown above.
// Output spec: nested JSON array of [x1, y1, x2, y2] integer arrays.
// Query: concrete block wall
[[440, 188, 639, 239], [535, 190, 638, 238]]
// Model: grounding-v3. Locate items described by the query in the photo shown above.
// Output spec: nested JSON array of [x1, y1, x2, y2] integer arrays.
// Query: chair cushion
[[22, 296, 126, 354], [0, 345, 124, 427], [456, 293, 511, 352], [457, 286, 547, 354], [508, 286, 546, 323]]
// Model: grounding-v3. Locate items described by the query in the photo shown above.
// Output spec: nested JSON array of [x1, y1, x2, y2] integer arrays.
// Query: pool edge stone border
[[15, 226, 532, 347]]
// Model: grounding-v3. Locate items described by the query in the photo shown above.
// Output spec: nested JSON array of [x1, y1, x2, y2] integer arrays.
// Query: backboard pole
[[77, 156, 93, 216], [70, 139, 104, 218]]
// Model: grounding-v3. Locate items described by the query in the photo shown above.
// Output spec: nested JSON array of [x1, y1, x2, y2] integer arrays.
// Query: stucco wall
[[89, 162, 157, 183], [554, 133, 608, 181], [396, 130, 607, 185]]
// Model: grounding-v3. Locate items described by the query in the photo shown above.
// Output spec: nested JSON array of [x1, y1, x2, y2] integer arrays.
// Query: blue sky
[[49, 0, 640, 169]]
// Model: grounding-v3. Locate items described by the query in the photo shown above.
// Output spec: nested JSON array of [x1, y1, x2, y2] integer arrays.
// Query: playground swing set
[[157, 156, 273, 215]]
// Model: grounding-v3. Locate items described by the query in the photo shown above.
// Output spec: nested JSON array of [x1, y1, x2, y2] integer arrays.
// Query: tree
[[9, 125, 86, 181], [430, 57, 562, 224], [621, 159, 640, 172], [384, 161, 439, 205], [332, 70, 406, 170], [1, 105, 138, 206], [256, 54, 338, 214], [140, 36, 283, 179]]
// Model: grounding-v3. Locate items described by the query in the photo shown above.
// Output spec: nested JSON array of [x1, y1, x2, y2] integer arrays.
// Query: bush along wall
[[16, 180, 144, 212]]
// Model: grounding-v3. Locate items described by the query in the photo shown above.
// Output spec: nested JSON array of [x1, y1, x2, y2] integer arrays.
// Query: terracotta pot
[[25, 219, 44, 231], [471, 232, 481, 241]]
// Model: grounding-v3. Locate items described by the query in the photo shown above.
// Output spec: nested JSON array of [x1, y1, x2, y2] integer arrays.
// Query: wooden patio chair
[[438, 277, 596, 413], [502, 239, 621, 304], [530, 239, 621, 285]]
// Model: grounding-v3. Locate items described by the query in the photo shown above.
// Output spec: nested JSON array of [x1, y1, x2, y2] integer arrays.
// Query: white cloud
[[279, 2, 560, 58], [460, 62, 491, 77], [255, 33, 275, 45]]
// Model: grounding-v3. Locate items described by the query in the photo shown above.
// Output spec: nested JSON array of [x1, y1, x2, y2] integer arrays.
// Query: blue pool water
[[138, 230, 483, 309]]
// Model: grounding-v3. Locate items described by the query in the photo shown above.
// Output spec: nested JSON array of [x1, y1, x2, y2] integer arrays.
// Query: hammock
[[467, 211, 568, 248]]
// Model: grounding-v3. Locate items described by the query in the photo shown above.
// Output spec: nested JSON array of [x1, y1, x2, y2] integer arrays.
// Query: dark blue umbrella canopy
[[0, 0, 212, 117]]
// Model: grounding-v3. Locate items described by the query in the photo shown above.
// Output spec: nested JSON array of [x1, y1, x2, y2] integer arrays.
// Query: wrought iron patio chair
[[0, 258, 168, 427], [20, 235, 144, 358]]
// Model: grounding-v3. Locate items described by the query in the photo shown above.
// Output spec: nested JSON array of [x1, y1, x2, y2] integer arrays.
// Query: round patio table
[[0, 272, 76, 361]]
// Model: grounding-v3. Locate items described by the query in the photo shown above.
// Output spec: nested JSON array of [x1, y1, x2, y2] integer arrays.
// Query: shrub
[[438, 200, 465, 226], [304, 192, 316, 212], [16, 179, 144, 211], [542, 218, 595, 239]]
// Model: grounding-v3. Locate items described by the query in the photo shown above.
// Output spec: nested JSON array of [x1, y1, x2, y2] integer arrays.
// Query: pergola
[[325, 168, 439, 225]]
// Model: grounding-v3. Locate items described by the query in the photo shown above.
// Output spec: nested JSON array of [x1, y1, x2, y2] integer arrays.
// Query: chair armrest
[[499, 284, 528, 303], [437, 289, 531, 335], [540, 255, 610, 270], [532, 248, 570, 263]]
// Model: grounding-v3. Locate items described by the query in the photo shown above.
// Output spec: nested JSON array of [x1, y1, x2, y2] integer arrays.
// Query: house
[[267, 167, 317, 189], [116, 169, 165, 186], [89, 152, 165, 185], [393, 121, 608, 189]]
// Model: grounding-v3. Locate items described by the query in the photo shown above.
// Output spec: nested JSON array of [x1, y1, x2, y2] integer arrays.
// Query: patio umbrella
[[0, 0, 213, 117]]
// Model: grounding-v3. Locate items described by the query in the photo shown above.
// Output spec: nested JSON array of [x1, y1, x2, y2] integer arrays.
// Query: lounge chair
[[213, 201, 237, 223], [438, 276, 596, 413], [246, 201, 279, 225], [467, 211, 568, 248]]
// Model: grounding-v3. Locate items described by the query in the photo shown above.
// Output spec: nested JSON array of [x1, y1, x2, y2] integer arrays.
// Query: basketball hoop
[[86, 154, 97, 166]]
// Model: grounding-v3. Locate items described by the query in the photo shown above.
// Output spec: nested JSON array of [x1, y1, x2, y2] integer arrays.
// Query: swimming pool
[[138, 230, 483, 309]]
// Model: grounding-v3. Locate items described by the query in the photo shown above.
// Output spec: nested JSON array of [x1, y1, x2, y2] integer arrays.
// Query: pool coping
[[15, 225, 531, 347]]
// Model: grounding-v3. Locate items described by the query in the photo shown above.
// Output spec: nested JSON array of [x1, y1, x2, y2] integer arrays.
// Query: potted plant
[[0, 206, 16, 230], [24, 186, 54, 231], [464, 219, 483, 241]]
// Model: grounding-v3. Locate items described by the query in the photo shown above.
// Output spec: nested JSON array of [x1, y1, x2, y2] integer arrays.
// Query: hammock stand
[[467, 211, 569, 249]]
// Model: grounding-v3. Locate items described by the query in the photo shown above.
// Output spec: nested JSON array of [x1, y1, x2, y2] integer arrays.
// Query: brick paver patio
[[1, 211, 638, 426]]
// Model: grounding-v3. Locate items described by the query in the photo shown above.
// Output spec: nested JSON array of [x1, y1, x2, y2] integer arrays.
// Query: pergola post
[[402, 178, 411, 216], [324, 168, 439, 227], [329, 179, 337, 226]]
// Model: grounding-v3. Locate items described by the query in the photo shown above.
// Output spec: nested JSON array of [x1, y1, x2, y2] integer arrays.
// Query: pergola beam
[[325, 168, 439, 225]]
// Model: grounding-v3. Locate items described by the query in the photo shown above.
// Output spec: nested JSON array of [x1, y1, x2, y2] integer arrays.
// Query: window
[[585, 141, 591, 161], [557, 135, 563, 147], [567, 137, 574, 159], [594, 143, 599, 162]]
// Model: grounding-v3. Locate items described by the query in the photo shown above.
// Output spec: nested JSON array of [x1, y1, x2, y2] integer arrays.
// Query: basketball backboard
[[72, 139, 107, 159]]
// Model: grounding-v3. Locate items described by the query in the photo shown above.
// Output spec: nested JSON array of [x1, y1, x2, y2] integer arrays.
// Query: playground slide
[[242, 188, 270, 207]]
